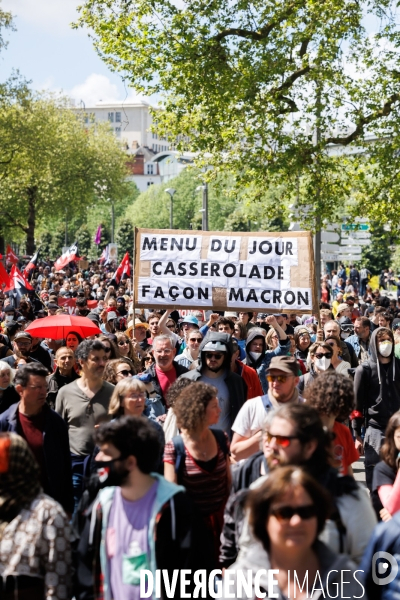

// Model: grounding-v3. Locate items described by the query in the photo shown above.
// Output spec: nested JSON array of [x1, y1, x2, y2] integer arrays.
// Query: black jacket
[[0, 402, 74, 513], [180, 331, 247, 435], [352, 327, 400, 435], [0, 385, 19, 414], [47, 367, 79, 409], [144, 361, 189, 404]]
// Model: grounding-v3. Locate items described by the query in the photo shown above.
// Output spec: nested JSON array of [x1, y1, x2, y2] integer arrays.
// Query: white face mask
[[379, 341, 393, 357], [249, 352, 262, 361], [315, 357, 331, 371]]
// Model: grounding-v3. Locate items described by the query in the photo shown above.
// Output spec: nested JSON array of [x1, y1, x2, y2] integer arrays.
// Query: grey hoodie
[[353, 326, 400, 434]]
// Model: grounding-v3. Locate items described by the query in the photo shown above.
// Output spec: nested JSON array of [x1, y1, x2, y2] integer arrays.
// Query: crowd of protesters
[[0, 255, 400, 598]]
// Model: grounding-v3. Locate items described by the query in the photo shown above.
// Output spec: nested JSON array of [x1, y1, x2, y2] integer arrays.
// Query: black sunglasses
[[118, 369, 133, 377], [314, 352, 332, 359], [103, 347, 112, 353], [205, 353, 224, 360], [270, 504, 317, 522]]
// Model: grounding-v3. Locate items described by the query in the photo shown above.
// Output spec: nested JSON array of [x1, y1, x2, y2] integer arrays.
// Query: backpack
[[172, 429, 229, 484], [360, 268, 368, 280]]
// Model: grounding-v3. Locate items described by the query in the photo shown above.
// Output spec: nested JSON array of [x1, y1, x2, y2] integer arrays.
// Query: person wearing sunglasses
[[220, 403, 376, 568], [115, 331, 141, 372], [324, 335, 351, 376], [97, 334, 121, 360], [224, 466, 364, 599], [231, 356, 303, 462], [181, 332, 247, 436], [298, 342, 335, 395], [103, 358, 135, 384], [174, 331, 203, 369]]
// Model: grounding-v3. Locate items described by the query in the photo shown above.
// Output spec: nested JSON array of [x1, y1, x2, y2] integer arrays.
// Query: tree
[[360, 223, 392, 276], [116, 220, 134, 255], [38, 232, 53, 259], [51, 226, 66, 259], [76, 225, 92, 257], [76, 0, 400, 227], [0, 94, 130, 253]]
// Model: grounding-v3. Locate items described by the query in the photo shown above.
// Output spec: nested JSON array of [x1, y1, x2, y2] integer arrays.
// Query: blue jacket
[[0, 402, 73, 513], [360, 511, 400, 599], [346, 333, 371, 360]]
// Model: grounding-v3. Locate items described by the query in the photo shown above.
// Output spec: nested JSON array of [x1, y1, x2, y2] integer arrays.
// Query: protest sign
[[134, 229, 317, 313]]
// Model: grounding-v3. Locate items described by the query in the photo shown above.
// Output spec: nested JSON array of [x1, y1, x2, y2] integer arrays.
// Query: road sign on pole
[[341, 223, 370, 232]]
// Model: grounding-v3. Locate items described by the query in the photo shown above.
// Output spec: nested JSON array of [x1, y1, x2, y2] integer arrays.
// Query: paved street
[[353, 456, 366, 486]]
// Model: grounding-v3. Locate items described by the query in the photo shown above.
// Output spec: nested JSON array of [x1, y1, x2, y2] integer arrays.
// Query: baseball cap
[[14, 331, 32, 342], [107, 311, 118, 322], [203, 340, 227, 353], [267, 355, 299, 377], [181, 315, 199, 326], [224, 311, 238, 319]]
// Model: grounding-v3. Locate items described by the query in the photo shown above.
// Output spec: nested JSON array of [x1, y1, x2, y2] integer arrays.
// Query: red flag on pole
[[113, 253, 131, 285], [4, 265, 33, 305], [6, 245, 19, 264], [0, 262, 10, 287]]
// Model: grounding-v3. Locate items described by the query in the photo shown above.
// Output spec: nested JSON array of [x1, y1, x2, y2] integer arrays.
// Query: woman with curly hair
[[304, 371, 359, 476], [163, 381, 231, 566], [372, 411, 400, 521]]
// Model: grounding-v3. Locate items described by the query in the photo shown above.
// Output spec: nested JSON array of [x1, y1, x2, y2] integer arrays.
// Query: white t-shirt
[[231, 396, 268, 438]]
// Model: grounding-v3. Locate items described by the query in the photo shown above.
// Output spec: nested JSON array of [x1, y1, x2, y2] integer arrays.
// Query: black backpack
[[172, 429, 229, 484]]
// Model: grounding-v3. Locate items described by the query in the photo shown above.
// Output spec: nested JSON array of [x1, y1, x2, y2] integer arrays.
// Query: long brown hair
[[381, 411, 400, 470]]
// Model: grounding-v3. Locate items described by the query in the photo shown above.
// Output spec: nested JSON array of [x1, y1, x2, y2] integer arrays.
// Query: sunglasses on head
[[118, 369, 133, 377], [267, 374, 291, 383], [270, 504, 317, 522], [314, 352, 332, 359], [264, 432, 300, 448], [205, 352, 224, 360]]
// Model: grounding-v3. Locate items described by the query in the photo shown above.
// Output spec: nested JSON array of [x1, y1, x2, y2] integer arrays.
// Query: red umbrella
[[25, 315, 102, 339]]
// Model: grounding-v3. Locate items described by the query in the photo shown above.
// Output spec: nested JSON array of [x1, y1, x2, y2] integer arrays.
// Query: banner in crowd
[[134, 229, 317, 312]]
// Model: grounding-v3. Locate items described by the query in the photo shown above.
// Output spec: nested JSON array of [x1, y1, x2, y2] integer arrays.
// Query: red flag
[[0, 262, 10, 287], [4, 265, 33, 304], [24, 250, 40, 278], [54, 242, 80, 271], [6, 245, 19, 264], [113, 252, 131, 285]]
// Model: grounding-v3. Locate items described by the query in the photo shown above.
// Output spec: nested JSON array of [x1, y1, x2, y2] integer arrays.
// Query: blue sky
[[0, 0, 143, 106]]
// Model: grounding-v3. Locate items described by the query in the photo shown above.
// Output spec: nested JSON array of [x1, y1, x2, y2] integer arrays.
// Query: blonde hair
[[266, 328, 278, 349], [108, 378, 147, 417]]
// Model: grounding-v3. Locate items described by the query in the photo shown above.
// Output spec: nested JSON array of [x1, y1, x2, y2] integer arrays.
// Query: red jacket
[[235, 359, 263, 400]]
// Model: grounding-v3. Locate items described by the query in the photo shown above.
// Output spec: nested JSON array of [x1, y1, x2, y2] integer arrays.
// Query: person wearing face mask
[[352, 327, 400, 491], [297, 342, 335, 395]]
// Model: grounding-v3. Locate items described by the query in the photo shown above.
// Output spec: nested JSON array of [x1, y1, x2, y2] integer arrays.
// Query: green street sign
[[341, 224, 370, 231]]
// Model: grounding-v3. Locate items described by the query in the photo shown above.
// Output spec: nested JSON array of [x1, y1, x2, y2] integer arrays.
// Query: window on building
[[147, 164, 154, 175], [147, 181, 154, 187], [108, 112, 114, 123], [115, 127, 121, 137], [115, 112, 121, 123]]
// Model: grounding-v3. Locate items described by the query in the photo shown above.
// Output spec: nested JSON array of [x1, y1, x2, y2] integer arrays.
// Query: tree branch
[[273, 65, 311, 94], [299, 39, 310, 58], [326, 93, 400, 145], [3, 211, 28, 234]]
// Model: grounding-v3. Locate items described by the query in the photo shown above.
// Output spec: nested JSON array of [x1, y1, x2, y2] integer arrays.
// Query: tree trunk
[[26, 186, 37, 255]]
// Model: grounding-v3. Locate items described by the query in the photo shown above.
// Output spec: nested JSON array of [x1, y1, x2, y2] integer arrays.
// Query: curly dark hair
[[247, 466, 331, 552], [380, 411, 400, 470], [173, 381, 218, 430], [304, 371, 354, 421], [165, 378, 195, 409]]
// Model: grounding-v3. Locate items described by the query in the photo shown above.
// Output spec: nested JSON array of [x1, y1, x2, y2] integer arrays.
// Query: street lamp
[[195, 184, 209, 231], [165, 188, 176, 229]]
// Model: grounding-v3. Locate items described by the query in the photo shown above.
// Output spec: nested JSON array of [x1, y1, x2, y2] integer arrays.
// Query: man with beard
[[181, 331, 247, 436], [220, 403, 376, 566], [76, 417, 208, 600], [0, 331, 44, 369], [55, 339, 114, 507]]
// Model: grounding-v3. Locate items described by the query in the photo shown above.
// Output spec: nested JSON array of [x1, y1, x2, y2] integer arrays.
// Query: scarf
[[0, 433, 42, 535]]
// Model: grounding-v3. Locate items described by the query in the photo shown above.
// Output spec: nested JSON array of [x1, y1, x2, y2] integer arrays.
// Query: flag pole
[[132, 228, 136, 326]]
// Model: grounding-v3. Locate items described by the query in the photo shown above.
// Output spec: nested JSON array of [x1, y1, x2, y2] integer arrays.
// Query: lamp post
[[165, 188, 176, 229], [111, 200, 115, 243], [196, 184, 209, 231], [65, 208, 68, 246]]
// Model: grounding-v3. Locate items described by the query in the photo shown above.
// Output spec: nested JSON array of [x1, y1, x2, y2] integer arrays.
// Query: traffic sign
[[341, 231, 371, 239], [321, 253, 339, 261], [339, 245, 362, 253], [341, 238, 369, 246], [321, 243, 341, 252], [321, 231, 340, 243], [337, 255, 363, 261], [341, 223, 370, 231]]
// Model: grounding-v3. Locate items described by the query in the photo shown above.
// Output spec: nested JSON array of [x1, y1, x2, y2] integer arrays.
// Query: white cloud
[[67, 73, 153, 107], [3, 0, 82, 34]]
